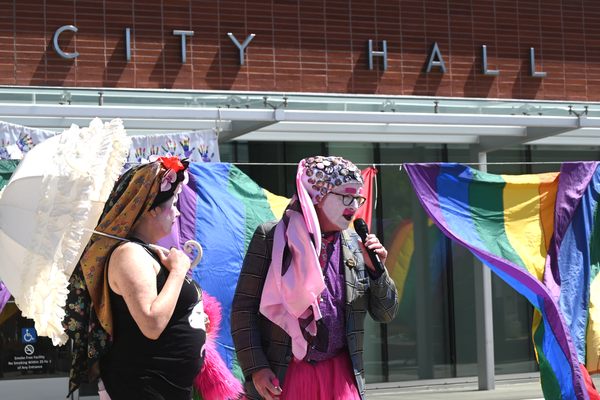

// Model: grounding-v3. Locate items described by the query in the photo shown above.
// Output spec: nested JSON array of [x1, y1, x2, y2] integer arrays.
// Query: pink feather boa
[[194, 291, 244, 400]]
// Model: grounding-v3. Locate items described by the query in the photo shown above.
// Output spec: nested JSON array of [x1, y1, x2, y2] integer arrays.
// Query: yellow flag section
[[501, 172, 558, 282]]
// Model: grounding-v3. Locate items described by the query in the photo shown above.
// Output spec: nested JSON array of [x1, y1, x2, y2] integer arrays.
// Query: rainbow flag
[[157, 162, 289, 378], [405, 162, 600, 400]]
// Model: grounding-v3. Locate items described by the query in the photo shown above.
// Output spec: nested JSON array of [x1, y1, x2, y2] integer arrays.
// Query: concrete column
[[413, 189, 434, 379], [470, 146, 495, 390]]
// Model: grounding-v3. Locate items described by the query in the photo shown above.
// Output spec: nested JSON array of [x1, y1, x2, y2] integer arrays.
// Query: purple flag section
[[157, 173, 199, 263], [0, 281, 10, 315], [544, 162, 599, 301]]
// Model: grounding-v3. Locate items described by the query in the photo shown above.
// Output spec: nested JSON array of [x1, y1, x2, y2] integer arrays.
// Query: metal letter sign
[[31, 25, 551, 78], [529, 48, 546, 77], [173, 30, 194, 63], [125, 28, 131, 61], [368, 40, 388, 71], [53, 25, 79, 59], [228, 33, 255, 66], [425, 42, 447, 73], [481, 45, 499, 76]]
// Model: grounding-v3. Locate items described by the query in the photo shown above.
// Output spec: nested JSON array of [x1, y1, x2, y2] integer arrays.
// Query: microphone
[[354, 218, 385, 275]]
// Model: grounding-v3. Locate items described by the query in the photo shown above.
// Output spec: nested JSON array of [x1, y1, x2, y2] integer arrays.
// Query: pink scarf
[[260, 160, 326, 360]]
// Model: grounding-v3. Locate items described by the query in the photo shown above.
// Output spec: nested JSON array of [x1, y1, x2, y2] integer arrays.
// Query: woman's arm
[[108, 243, 190, 340]]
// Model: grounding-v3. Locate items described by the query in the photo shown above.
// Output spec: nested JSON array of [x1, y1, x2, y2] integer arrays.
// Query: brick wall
[[0, 0, 598, 101]]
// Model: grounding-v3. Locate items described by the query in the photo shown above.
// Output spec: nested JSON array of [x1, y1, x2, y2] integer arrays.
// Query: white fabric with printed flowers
[[0, 121, 59, 159], [127, 130, 220, 166]]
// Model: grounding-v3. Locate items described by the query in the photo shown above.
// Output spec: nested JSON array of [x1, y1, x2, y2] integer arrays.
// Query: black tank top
[[100, 240, 206, 400]]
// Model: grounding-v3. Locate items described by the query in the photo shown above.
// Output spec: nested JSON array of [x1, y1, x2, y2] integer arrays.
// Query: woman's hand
[[157, 247, 190, 277], [358, 234, 388, 271]]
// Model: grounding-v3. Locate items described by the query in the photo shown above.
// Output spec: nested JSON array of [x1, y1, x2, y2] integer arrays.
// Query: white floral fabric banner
[[127, 130, 220, 165], [0, 121, 59, 159]]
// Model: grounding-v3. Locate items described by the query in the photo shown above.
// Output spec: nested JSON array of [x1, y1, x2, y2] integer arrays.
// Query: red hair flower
[[148, 154, 188, 193], [157, 156, 184, 172]]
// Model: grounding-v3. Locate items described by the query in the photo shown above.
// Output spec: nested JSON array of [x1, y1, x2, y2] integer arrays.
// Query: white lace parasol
[[0, 118, 131, 345]]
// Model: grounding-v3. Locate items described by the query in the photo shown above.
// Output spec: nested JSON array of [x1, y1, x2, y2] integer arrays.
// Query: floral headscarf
[[62, 156, 188, 395]]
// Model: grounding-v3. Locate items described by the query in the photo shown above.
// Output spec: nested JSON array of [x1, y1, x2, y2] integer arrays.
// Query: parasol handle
[[84, 229, 203, 268], [142, 242, 203, 269], [183, 240, 203, 268], [146, 243, 172, 255]]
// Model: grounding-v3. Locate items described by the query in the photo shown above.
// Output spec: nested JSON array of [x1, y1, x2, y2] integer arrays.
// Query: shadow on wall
[[514, 56, 543, 100], [463, 61, 497, 98], [347, 41, 385, 94], [206, 37, 242, 91], [411, 70, 444, 96], [105, 34, 128, 87], [149, 42, 184, 89], [31, 31, 76, 87]]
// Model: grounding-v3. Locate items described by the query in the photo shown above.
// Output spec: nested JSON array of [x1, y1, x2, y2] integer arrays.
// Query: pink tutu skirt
[[279, 351, 361, 400]]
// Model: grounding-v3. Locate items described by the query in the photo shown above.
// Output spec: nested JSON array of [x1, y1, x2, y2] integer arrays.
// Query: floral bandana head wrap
[[299, 156, 364, 204], [62, 156, 188, 395]]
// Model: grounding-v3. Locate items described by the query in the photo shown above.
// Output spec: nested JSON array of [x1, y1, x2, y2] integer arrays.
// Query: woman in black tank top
[[63, 157, 206, 400], [100, 194, 206, 400]]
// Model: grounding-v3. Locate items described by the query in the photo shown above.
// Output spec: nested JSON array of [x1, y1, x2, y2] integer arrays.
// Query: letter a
[[425, 42, 447, 73]]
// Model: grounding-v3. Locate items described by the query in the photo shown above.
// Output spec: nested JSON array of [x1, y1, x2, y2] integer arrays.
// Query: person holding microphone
[[231, 156, 398, 400]]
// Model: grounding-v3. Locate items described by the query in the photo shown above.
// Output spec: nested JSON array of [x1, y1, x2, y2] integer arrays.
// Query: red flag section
[[353, 166, 377, 231]]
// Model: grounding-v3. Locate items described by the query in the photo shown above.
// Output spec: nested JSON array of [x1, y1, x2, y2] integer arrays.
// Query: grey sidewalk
[[367, 375, 600, 399]]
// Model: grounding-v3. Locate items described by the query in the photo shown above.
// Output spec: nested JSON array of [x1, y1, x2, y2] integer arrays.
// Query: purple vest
[[304, 232, 347, 364]]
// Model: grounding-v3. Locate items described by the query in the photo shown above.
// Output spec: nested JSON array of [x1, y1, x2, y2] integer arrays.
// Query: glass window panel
[[531, 145, 600, 174], [0, 299, 70, 380], [218, 142, 236, 163], [492, 276, 538, 374], [378, 143, 454, 381], [451, 244, 479, 377], [327, 143, 375, 165], [363, 317, 385, 383]]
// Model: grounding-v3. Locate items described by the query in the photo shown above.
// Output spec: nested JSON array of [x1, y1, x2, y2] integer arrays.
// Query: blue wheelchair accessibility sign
[[22, 328, 36, 343]]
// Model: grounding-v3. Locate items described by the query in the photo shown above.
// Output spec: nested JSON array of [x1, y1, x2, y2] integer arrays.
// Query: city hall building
[[1, 0, 599, 398]]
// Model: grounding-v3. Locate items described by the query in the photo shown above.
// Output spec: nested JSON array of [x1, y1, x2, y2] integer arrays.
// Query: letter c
[[53, 25, 79, 59]]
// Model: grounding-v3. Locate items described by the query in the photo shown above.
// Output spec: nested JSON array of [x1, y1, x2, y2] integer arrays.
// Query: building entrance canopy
[[0, 87, 599, 153]]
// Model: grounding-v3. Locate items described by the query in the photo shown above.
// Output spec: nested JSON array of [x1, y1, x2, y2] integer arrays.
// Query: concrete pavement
[[367, 375, 600, 399], [368, 377, 544, 399]]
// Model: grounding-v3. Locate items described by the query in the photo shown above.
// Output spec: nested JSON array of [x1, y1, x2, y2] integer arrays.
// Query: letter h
[[368, 40, 387, 71]]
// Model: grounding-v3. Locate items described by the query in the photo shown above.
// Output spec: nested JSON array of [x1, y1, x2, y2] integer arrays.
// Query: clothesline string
[[228, 161, 568, 166], [0, 160, 574, 167]]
